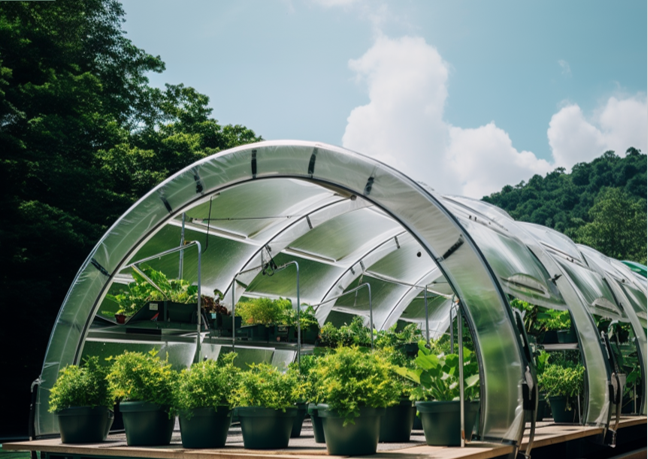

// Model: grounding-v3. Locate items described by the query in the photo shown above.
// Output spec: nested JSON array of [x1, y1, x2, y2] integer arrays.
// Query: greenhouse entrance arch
[[34, 140, 643, 452]]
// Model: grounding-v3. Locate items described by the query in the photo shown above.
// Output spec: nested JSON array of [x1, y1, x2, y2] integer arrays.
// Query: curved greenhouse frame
[[35, 140, 646, 449]]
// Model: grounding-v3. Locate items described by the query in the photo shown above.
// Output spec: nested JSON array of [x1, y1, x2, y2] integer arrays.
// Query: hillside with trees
[[0, 0, 260, 436], [483, 148, 647, 263]]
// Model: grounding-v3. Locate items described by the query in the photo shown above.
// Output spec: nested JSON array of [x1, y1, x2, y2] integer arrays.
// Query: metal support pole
[[231, 278, 236, 353], [273, 261, 301, 369], [450, 304, 455, 354], [424, 286, 430, 345], [195, 241, 202, 363], [179, 213, 186, 278], [458, 303, 465, 447], [368, 283, 374, 350]]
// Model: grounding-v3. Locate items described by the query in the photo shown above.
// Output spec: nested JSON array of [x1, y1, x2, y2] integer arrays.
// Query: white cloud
[[548, 96, 647, 169], [558, 59, 571, 76], [342, 35, 555, 197]]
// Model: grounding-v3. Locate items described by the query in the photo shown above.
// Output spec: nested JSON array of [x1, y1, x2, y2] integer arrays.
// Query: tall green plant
[[395, 344, 480, 402], [538, 362, 584, 410], [236, 297, 292, 325], [49, 357, 113, 412]]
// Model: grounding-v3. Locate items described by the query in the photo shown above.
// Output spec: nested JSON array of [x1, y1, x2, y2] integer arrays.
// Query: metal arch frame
[[37, 140, 530, 448]]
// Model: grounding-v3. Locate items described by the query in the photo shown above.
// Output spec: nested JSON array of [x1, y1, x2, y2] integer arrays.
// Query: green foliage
[[174, 353, 240, 412], [0, 0, 261, 421], [538, 362, 585, 409], [48, 357, 113, 412], [483, 150, 646, 263], [575, 187, 647, 263], [510, 299, 572, 334], [106, 350, 176, 407], [375, 324, 424, 348], [538, 309, 571, 331], [105, 264, 198, 316], [395, 343, 480, 402], [232, 363, 300, 410], [281, 305, 319, 330], [311, 346, 400, 425], [236, 297, 292, 325], [318, 316, 372, 348]]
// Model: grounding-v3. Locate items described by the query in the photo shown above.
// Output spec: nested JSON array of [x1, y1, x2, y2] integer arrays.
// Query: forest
[[483, 149, 647, 264], [0, 0, 645, 438]]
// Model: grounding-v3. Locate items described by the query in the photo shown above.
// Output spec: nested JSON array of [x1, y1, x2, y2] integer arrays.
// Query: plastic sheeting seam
[[308, 148, 318, 176]]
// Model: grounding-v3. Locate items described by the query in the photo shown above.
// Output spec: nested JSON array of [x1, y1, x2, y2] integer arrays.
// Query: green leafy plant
[[49, 357, 113, 413], [537, 362, 585, 410], [375, 323, 423, 348], [539, 309, 572, 331], [106, 350, 176, 407], [106, 264, 198, 317], [311, 346, 400, 424], [174, 353, 241, 412], [281, 305, 319, 329], [318, 317, 372, 348], [232, 363, 300, 410], [395, 343, 480, 402], [235, 297, 292, 325]]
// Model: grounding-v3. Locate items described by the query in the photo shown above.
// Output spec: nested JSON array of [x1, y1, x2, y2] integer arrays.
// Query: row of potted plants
[[49, 338, 484, 453]]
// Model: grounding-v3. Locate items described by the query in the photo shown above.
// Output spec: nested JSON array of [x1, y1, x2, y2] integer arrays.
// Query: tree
[[0, 0, 260, 436], [575, 188, 647, 263]]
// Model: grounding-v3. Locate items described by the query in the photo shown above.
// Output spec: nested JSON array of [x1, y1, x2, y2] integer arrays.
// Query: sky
[[121, 0, 647, 198]]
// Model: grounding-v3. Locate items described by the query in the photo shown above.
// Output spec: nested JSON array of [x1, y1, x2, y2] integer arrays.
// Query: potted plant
[[376, 324, 424, 357], [281, 305, 320, 344], [311, 346, 400, 456], [376, 347, 417, 443], [538, 361, 585, 423], [317, 316, 371, 348], [396, 343, 480, 446], [48, 357, 114, 443], [106, 264, 199, 323], [232, 363, 299, 449], [236, 297, 292, 341], [107, 350, 177, 446], [174, 353, 241, 448], [537, 309, 575, 344]]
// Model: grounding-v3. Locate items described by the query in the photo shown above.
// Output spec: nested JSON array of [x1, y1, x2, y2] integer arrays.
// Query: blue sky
[[121, 0, 647, 197]]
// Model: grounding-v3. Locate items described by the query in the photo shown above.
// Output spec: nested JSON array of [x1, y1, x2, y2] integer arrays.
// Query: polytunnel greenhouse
[[29, 140, 646, 457]]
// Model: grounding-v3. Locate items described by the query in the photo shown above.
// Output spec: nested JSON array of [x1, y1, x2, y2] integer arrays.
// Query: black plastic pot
[[237, 406, 297, 449], [319, 404, 385, 456], [56, 406, 114, 443], [241, 324, 270, 341], [540, 330, 559, 344], [290, 403, 308, 438], [548, 396, 579, 423], [120, 401, 175, 446], [416, 400, 479, 446], [397, 343, 420, 357], [179, 406, 232, 448], [308, 403, 325, 443], [557, 329, 577, 344], [379, 399, 415, 442]]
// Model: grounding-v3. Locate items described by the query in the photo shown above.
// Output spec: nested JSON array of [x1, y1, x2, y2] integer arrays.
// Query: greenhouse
[[19, 140, 647, 458]]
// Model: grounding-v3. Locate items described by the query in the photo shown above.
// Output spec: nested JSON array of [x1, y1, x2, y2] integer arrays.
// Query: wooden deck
[[3, 417, 645, 459]]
